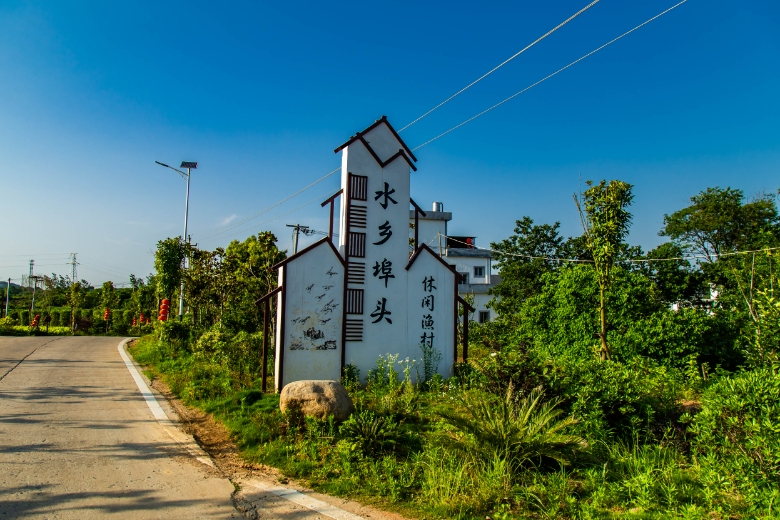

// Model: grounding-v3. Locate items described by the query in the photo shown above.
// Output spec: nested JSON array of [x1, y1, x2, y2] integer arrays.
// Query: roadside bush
[[158, 319, 192, 354], [19, 310, 29, 326], [0, 316, 19, 334], [549, 357, 682, 440], [50, 312, 60, 327], [438, 386, 586, 473], [466, 343, 551, 397], [339, 410, 403, 455], [689, 363, 780, 512], [59, 310, 70, 328]]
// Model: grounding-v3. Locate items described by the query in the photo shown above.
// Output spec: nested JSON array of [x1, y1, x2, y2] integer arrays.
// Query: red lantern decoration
[[103, 308, 110, 321], [159, 299, 170, 322]]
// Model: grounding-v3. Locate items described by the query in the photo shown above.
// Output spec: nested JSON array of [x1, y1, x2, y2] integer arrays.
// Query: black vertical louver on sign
[[346, 289, 364, 314], [349, 204, 367, 228], [348, 232, 366, 258], [345, 319, 364, 341], [350, 175, 368, 201], [347, 262, 365, 284]]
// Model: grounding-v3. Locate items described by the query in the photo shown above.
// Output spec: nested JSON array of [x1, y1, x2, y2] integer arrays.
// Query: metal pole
[[178, 168, 190, 321], [262, 300, 269, 393], [292, 225, 299, 254], [30, 278, 37, 317], [5, 278, 10, 318]]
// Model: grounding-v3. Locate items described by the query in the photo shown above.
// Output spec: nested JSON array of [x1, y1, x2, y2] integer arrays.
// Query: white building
[[410, 202, 500, 323]]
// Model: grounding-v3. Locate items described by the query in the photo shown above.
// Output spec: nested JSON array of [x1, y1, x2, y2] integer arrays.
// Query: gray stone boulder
[[279, 380, 354, 421]]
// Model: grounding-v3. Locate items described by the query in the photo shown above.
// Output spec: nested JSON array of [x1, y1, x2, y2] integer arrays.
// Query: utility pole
[[286, 224, 311, 254], [29, 260, 34, 288], [30, 276, 41, 315], [4, 278, 10, 318]]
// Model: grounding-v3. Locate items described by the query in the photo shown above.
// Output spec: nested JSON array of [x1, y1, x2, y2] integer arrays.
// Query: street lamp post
[[155, 160, 198, 321]]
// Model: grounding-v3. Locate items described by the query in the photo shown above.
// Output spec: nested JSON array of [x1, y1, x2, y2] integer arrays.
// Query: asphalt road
[[0, 336, 238, 518]]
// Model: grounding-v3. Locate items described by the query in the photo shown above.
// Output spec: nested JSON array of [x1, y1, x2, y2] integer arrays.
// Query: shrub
[[438, 386, 586, 473], [549, 357, 681, 440], [339, 410, 403, 454], [19, 310, 30, 326], [689, 363, 780, 512]]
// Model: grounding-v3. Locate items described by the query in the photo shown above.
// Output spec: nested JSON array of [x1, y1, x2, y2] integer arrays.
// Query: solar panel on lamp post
[[155, 160, 198, 321]]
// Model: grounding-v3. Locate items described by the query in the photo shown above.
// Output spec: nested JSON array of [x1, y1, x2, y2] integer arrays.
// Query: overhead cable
[[200, 188, 342, 246], [443, 235, 780, 265], [413, 0, 689, 151], [195, 1, 687, 244], [399, 0, 601, 132], [199, 168, 341, 241]]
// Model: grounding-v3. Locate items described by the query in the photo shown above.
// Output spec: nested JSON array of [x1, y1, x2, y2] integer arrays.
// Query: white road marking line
[[247, 479, 365, 520], [120, 338, 364, 518], [117, 338, 214, 467]]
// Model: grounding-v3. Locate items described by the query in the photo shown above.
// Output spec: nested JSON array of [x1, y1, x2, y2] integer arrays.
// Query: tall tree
[[661, 187, 780, 262], [68, 281, 84, 333], [490, 217, 567, 316], [154, 237, 186, 300], [575, 180, 634, 361]]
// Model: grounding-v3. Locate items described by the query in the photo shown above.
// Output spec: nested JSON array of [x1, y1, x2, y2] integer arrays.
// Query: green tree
[[154, 237, 186, 300], [221, 232, 286, 331], [642, 242, 704, 305], [489, 217, 566, 316], [68, 282, 85, 333], [575, 180, 634, 361], [661, 187, 779, 261]]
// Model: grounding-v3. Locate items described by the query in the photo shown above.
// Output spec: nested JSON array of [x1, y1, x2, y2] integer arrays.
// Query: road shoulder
[[124, 339, 410, 520]]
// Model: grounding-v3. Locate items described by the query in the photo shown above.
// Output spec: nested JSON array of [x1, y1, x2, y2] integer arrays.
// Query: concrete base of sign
[[280, 380, 355, 422]]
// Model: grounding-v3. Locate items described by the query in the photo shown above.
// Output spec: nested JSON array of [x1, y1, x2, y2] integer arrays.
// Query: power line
[[200, 189, 341, 246], [398, 0, 601, 132], [199, 168, 341, 241], [192, 1, 687, 242], [443, 235, 780, 265], [190, 3, 601, 241], [413, 0, 689, 151]]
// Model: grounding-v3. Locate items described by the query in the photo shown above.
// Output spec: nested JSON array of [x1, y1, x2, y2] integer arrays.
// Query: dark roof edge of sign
[[405, 243, 458, 274], [271, 237, 345, 271], [333, 116, 417, 162]]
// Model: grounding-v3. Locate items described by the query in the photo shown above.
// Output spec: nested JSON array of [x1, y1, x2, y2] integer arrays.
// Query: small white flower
[[490, 352, 498, 357]]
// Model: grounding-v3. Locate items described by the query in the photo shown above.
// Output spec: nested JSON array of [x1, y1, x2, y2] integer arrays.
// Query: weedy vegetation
[[122, 183, 780, 518]]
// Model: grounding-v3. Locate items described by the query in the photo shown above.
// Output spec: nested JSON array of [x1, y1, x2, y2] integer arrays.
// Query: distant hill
[[0, 281, 21, 289]]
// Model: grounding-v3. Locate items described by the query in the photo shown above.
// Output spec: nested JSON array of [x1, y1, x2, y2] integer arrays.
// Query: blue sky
[[1, 1, 778, 285]]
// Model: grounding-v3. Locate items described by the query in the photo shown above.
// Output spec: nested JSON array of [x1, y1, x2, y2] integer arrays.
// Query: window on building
[[473, 266, 485, 277], [459, 273, 469, 284], [478, 311, 490, 323]]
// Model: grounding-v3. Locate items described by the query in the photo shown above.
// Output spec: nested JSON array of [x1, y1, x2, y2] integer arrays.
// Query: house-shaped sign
[[261, 117, 470, 391]]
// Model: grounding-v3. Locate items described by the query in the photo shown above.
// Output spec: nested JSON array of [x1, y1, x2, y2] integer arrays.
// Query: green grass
[[128, 335, 766, 519]]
